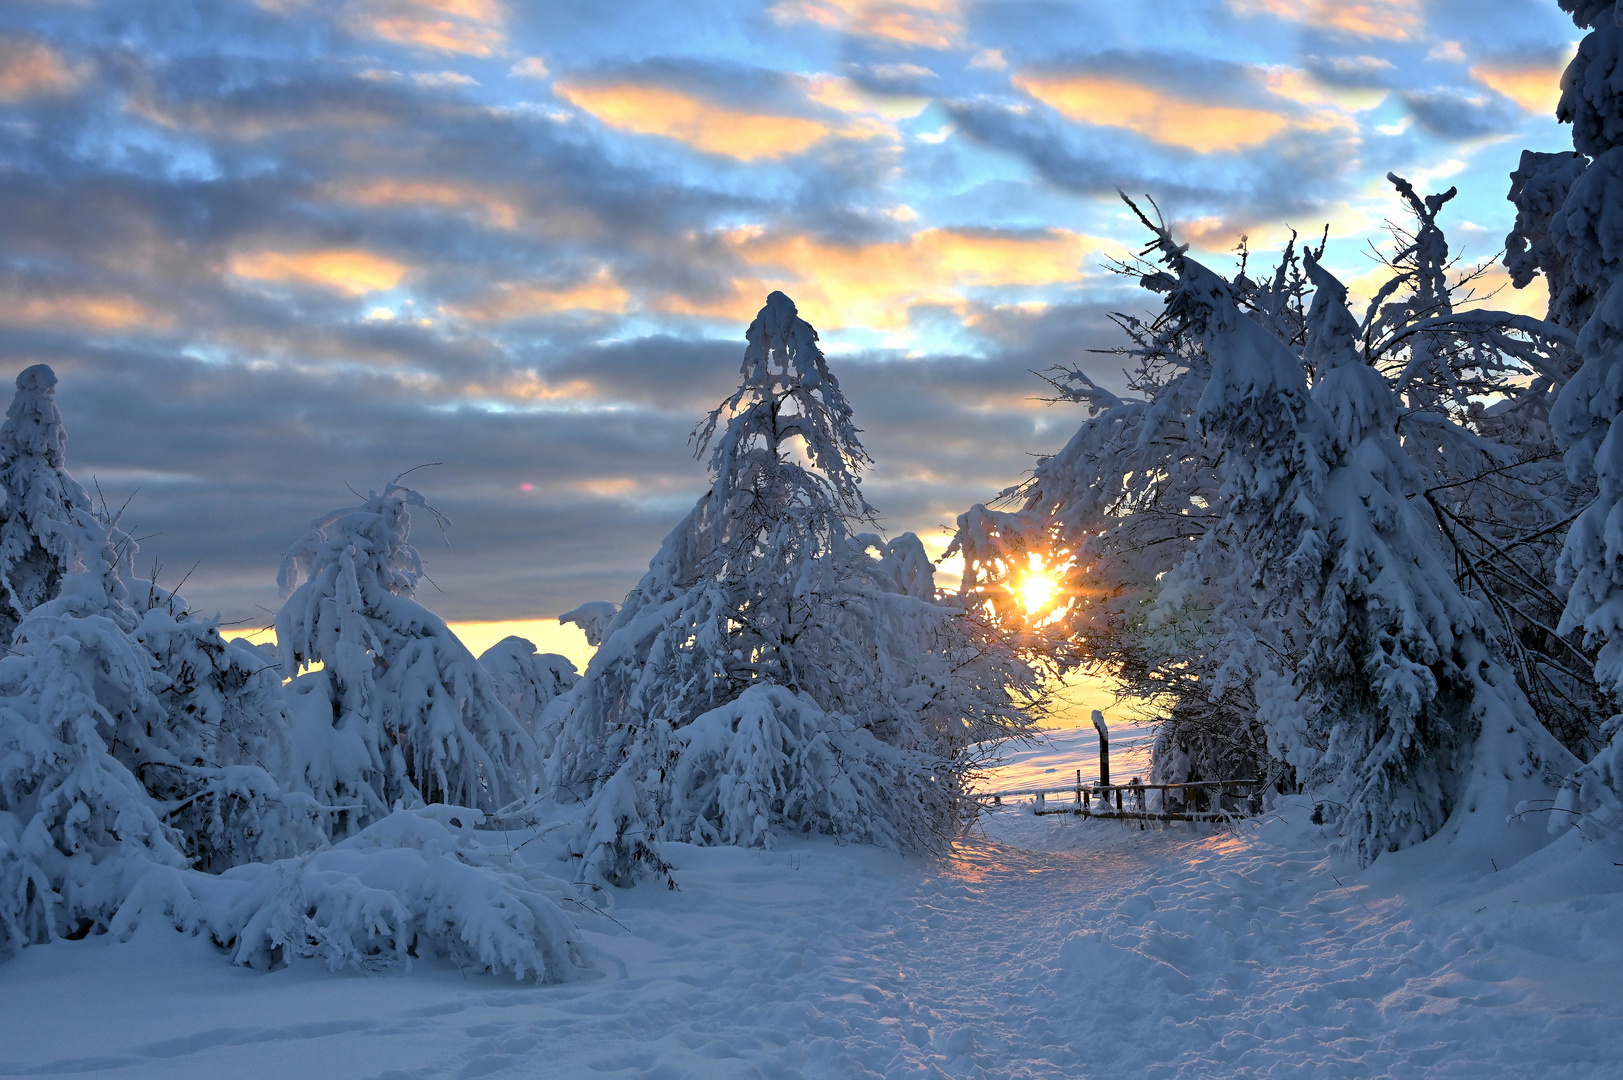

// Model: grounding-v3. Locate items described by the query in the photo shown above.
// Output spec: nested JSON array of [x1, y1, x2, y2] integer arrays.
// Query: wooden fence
[[980, 718, 1263, 822], [982, 773, 1264, 822]]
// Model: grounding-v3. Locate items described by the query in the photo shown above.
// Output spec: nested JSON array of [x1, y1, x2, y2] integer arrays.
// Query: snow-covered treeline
[[0, 291, 1045, 977], [0, 365, 587, 977]]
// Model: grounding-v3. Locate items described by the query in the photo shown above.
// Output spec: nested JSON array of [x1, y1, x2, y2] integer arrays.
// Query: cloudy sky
[[0, 0, 1580, 639]]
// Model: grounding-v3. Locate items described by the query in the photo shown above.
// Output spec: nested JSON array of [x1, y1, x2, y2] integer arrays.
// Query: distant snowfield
[[5, 783, 1623, 1078]]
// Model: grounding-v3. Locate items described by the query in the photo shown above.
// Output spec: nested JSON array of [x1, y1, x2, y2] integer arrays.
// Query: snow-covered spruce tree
[[1352, 176, 1601, 760], [1290, 255, 1574, 864], [1115, 245, 1568, 864], [0, 365, 114, 643], [1539, 0, 1623, 832], [1153, 247, 1330, 799], [275, 481, 538, 834], [550, 292, 1041, 887], [122, 598, 323, 873], [479, 636, 578, 757]]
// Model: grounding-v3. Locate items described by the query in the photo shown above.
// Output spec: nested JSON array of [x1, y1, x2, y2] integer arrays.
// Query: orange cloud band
[[0, 37, 83, 102], [556, 81, 858, 161], [1228, 0, 1420, 41], [455, 267, 630, 320], [1014, 72, 1291, 152], [229, 248, 409, 295], [662, 226, 1100, 330], [0, 293, 169, 331]]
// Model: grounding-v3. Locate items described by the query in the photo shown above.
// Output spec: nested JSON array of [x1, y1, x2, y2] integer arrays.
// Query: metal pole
[[1092, 709, 1110, 788]]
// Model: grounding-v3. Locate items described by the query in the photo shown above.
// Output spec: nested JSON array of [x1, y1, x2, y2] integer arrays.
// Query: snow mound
[[116, 807, 590, 984]]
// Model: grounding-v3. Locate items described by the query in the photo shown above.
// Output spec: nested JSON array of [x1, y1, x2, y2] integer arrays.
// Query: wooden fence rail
[[981, 772, 1265, 822], [978, 720, 1266, 823]]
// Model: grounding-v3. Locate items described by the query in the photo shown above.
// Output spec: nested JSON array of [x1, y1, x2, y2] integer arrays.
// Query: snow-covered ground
[[4, 773, 1622, 1078]]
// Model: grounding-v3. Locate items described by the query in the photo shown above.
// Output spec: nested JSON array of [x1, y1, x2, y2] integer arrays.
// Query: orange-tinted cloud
[[0, 293, 169, 331], [1472, 56, 1571, 115], [1263, 66, 1388, 112], [0, 36, 84, 102], [1014, 72, 1294, 152], [768, 0, 961, 49], [455, 267, 629, 320], [326, 179, 521, 229], [348, 0, 506, 57], [459, 373, 599, 401], [660, 226, 1099, 330], [556, 81, 858, 161], [1228, 0, 1420, 40], [1457, 263, 1552, 322], [229, 249, 409, 295]]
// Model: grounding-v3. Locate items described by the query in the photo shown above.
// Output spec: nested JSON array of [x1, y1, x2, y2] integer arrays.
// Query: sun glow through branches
[[1016, 564, 1057, 614]]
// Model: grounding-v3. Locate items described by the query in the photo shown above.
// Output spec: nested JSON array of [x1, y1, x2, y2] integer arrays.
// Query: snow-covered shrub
[[0, 370, 590, 978], [275, 481, 539, 834], [0, 575, 189, 957], [664, 683, 942, 851], [115, 806, 589, 982], [479, 636, 577, 757], [552, 292, 1041, 886]]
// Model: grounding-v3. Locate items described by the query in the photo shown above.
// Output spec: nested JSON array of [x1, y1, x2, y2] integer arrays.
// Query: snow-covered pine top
[[691, 291, 876, 573], [1305, 253, 1401, 455], [1176, 258, 1331, 523], [278, 480, 431, 605]]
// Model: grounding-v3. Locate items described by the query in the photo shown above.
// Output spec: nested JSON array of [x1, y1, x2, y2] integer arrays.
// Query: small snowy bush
[[116, 806, 589, 982]]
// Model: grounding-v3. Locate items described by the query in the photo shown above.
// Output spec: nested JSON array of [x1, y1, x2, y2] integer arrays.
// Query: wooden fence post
[[1092, 709, 1110, 788]]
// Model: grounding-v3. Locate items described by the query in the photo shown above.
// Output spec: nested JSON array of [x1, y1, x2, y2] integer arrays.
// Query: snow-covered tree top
[[277, 480, 437, 601], [560, 601, 619, 647], [694, 291, 876, 534], [2, 365, 69, 469]]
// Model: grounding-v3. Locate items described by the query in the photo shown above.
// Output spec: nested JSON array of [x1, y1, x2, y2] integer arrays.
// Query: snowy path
[[4, 802, 1623, 1079]]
